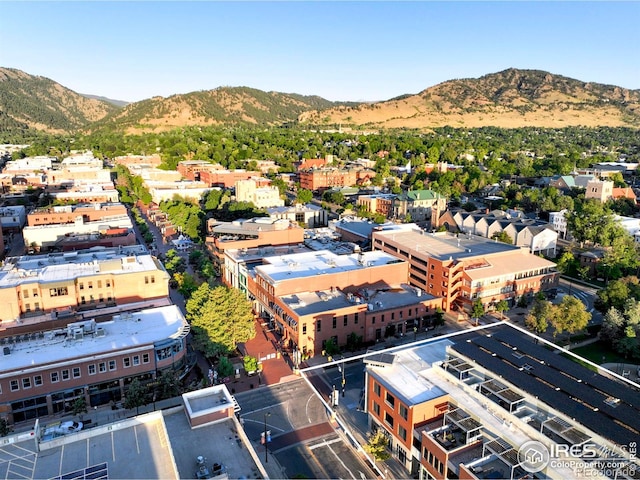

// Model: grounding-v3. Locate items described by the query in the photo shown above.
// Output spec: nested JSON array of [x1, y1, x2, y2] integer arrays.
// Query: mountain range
[[1, 66, 639, 136]]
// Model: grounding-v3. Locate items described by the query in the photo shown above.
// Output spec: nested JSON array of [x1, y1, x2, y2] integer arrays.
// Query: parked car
[[56, 421, 83, 434]]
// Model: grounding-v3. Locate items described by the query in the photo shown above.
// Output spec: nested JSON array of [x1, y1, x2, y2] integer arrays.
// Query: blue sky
[[1, 1, 639, 102]]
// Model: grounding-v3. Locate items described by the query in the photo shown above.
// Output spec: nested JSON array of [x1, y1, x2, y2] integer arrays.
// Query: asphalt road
[[234, 379, 377, 480]]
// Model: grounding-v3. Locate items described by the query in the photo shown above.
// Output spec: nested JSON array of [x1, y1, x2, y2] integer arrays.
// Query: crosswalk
[[556, 288, 594, 312]]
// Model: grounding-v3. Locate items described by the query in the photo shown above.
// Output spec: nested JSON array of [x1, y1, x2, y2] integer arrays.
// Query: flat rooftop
[[0, 246, 163, 287], [450, 324, 640, 447], [0, 304, 189, 374], [281, 284, 438, 317], [373, 229, 523, 261], [35, 413, 177, 479], [211, 217, 298, 236], [226, 244, 312, 263], [254, 250, 405, 284], [365, 339, 452, 406]]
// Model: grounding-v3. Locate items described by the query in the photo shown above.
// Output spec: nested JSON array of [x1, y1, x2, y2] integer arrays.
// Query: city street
[[234, 379, 377, 480]]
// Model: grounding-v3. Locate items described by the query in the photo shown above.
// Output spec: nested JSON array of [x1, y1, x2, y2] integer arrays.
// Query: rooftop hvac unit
[[72, 329, 83, 340], [3, 347, 10, 356], [95, 327, 106, 337]]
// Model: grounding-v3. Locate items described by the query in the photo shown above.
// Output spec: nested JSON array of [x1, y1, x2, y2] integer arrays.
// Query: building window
[[97, 280, 102, 288], [398, 425, 407, 441], [109, 360, 116, 371], [343, 315, 348, 326], [391, 312, 395, 320], [72, 367, 81, 378], [79, 283, 84, 290], [384, 412, 394, 428], [332, 316, 337, 329], [374, 382, 381, 397], [62, 369, 70, 381], [88, 365, 96, 375], [142, 353, 150, 364], [385, 392, 395, 408], [49, 287, 68, 296], [372, 316, 375, 324], [88, 282, 93, 289], [354, 313, 359, 325], [10, 380, 19, 391], [316, 320, 321, 332], [23, 290, 29, 298], [106, 280, 111, 288], [99, 362, 106, 373], [399, 404, 408, 420], [22, 377, 31, 389], [302, 324, 307, 334], [381, 314, 385, 323], [133, 355, 140, 366], [145, 276, 149, 284], [51, 372, 59, 383], [151, 276, 155, 283], [34, 375, 43, 387], [373, 402, 380, 416], [123, 358, 131, 368]]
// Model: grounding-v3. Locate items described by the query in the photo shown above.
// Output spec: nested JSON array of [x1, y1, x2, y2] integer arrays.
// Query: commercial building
[[46, 184, 120, 204], [0, 245, 169, 322], [177, 161, 261, 188], [144, 180, 211, 204], [23, 214, 133, 251], [0, 205, 27, 231], [364, 323, 640, 479], [27, 203, 128, 227], [0, 304, 190, 423], [393, 190, 446, 224], [113, 154, 163, 167], [298, 168, 357, 192], [249, 249, 443, 356], [267, 203, 328, 228], [235, 179, 284, 208], [372, 227, 558, 312], [206, 217, 305, 272], [435, 210, 558, 257], [585, 179, 614, 203]]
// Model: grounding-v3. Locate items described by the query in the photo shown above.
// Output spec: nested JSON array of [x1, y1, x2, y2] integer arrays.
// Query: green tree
[[596, 276, 640, 312], [524, 297, 552, 334], [174, 272, 199, 299], [72, 396, 87, 416], [364, 430, 391, 462], [124, 378, 146, 415], [0, 418, 11, 437], [296, 189, 313, 204], [323, 338, 340, 356], [157, 369, 180, 400], [495, 300, 509, 320], [556, 251, 579, 276], [434, 307, 445, 327], [491, 231, 513, 245], [188, 285, 256, 356], [217, 356, 235, 378], [471, 299, 484, 324], [243, 355, 259, 373], [550, 295, 591, 339]]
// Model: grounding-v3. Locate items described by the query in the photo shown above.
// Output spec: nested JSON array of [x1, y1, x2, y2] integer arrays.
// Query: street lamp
[[339, 356, 346, 397], [263, 412, 271, 463]]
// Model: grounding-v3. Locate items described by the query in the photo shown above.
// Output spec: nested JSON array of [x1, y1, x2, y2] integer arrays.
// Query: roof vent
[[3, 346, 10, 356]]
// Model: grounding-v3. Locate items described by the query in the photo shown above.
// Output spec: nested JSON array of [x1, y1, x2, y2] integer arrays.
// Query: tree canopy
[[186, 283, 256, 356]]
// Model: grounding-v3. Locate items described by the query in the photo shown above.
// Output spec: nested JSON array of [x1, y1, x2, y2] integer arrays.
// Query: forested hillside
[[0, 68, 118, 134]]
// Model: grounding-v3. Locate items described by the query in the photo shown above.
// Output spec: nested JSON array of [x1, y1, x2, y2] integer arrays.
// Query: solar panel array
[[451, 329, 640, 447], [50, 462, 107, 480]]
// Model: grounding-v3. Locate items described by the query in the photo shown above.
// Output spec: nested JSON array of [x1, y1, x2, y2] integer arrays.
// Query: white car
[[56, 421, 83, 434]]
